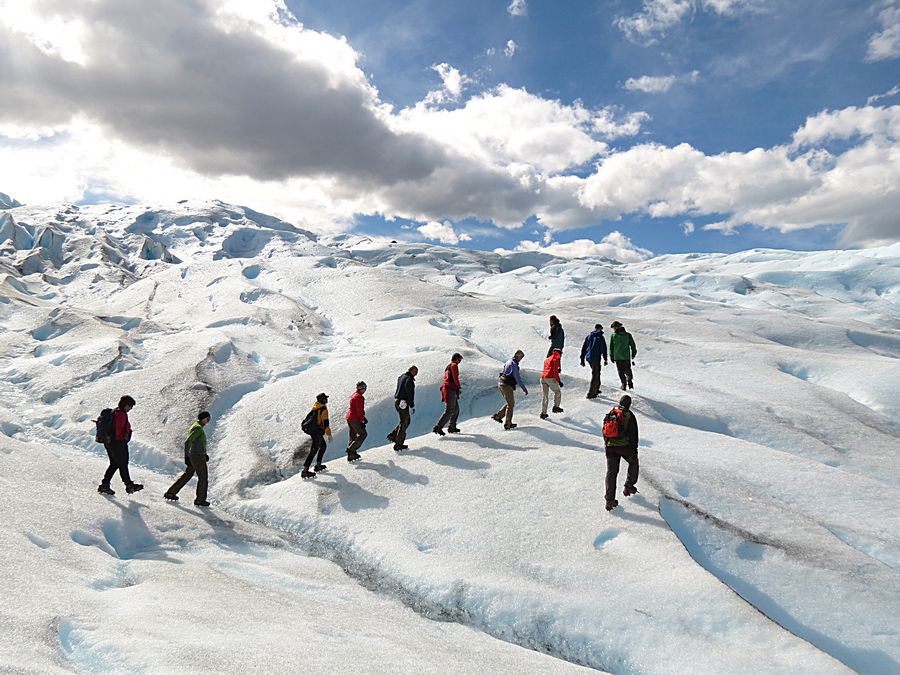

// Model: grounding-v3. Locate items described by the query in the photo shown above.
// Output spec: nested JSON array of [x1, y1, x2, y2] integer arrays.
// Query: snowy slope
[[1, 199, 898, 673]]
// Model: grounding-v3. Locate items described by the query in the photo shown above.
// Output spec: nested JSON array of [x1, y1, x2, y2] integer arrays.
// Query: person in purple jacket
[[492, 350, 528, 429]]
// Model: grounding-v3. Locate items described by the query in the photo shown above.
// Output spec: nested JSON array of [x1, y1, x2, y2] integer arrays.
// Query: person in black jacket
[[388, 366, 417, 451], [603, 395, 639, 511]]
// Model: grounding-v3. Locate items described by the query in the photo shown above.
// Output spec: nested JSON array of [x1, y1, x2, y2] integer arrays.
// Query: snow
[[1, 198, 898, 672]]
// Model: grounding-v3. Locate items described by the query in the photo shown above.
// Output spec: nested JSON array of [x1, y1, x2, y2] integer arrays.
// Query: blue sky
[[1, 0, 898, 259]]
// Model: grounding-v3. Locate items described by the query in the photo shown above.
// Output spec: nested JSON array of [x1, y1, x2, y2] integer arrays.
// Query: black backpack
[[95, 408, 115, 443], [300, 409, 318, 435]]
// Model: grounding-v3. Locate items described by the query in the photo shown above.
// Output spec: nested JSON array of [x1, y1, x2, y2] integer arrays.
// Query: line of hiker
[[93, 317, 640, 506]]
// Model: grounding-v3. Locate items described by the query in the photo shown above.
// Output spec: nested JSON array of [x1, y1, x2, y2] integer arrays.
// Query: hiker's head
[[356, 381, 367, 393], [408, 365, 418, 376], [316, 392, 329, 404], [611, 321, 623, 330], [619, 395, 632, 409], [118, 395, 135, 411], [595, 323, 603, 330], [549, 315, 559, 325], [451, 353, 463, 364], [198, 411, 211, 426], [513, 350, 525, 362]]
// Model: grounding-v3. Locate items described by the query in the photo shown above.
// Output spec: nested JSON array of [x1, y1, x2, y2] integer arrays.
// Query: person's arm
[[630, 414, 639, 450], [113, 411, 128, 442], [453, 364, 461, 391], [580, 335, 589, 364], [600, 336, 608, 362], [630, 335, 637, 359], [513, 362, 528, 394]]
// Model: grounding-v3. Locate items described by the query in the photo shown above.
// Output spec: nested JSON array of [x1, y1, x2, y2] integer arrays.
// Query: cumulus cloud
[[867, 1, 900, 62], [417, 220, 472, 245], [681, 221, 695, 235], [616, 0, 764, 43], [507, 0, 527, 17], [424, 63, 470, 104], [504, 39, 518, 58], [514, 231, 653, 263], [624, 75, 677, 93]]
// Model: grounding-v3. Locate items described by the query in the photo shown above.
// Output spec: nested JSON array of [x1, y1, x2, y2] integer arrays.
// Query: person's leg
[[494, 384, 508, 420], [502, 386, 516, 426], [550, 379, 562, 409], [396, 407, 411, 446], [102, 444, 118, 486], [447, 390, 460, 429], [303, 436, 320, 468], [605, 449, 622, 502], [615, 361, 628, 388], [347, 420, 366, 453], [192, 455, 208, 503], [624, 361, 634, 387], [115, 443, 133, 485], [540, 378, 551, 415], [624, 449, 639, 490], [166, 459, 195, 496], [588, 360, 602, 397], [435, 397, 452, 431], [315, 436, 327, 465], [389, 401, 402, 442]]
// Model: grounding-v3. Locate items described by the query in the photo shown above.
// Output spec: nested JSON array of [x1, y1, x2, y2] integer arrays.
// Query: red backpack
[[602, 407, 625, 439]]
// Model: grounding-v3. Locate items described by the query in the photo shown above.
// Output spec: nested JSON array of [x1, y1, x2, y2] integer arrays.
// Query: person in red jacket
[[98, 395, 143, 495], [345, 381, 367, 462], [434, 353, 463, 436], [540, 349, 564, 419]]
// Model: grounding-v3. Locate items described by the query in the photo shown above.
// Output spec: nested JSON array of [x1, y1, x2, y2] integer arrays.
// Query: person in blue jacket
[[580, 324, 609, 399], [492, 350, 528, 429]]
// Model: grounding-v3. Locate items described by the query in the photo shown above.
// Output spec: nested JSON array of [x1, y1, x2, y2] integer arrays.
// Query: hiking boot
[[313, 464, 328, 473], [539, 413, 549, 419], [504, 423, 518, 430], [623, 485, 638, 497], [163, 492, 179, 502], [97, 484, 115, 496], [194, 500, 211, 507], [125, 483, 144, 494], [491, 414, 504, 424], [586, 394, 597, 399], [605, 499, 619, 511], [433, 426, 445, 436], [301, 469, 316, 479], [347, 452, 361, 463], [627, 381, 634, 389], [552, 406, 564, 413], [447, 427, 461, 434], [393, 444, 408, 452]]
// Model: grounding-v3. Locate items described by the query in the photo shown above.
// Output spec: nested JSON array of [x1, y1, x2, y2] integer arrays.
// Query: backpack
[[300, 409, 318, 435], [95, 408, 115, 443], [602, 408, 625, 439]]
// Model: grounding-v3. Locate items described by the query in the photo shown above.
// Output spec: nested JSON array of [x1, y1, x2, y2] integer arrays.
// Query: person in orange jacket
[[540, 348, 564, 419], [434, 353, 463, 436]]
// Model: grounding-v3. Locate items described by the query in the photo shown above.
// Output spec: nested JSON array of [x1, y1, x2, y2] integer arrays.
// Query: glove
[[604, 359, 608, 366], [205, 454, 209, 461], [580, 359, 585, 367], [399, 400, 407, 410], [411, 407, 416, 414], [522, 388, 529, 396], [363, 418, 368, 425], [632, 360, 636, 366], [559, 380, 564, 388]]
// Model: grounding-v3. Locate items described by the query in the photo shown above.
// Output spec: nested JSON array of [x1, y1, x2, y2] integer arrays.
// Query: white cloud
[[615, 0, 764, 43], [514, 231, 653, 263], [624, 75, 677, 93], [591, 109, 651, 139], [417, 220, 472, 245], [504, 39, 518, 58], [424, 63, 470, 104], [507, 0, 527, 17], [867, 85, 900, 106], [681, 221, 695, 235], [867, 1, 900, 62]]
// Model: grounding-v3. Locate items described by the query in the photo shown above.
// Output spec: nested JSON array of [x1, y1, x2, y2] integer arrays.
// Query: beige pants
[[541, 377, 561, 414], [495, 384, 516, 426]]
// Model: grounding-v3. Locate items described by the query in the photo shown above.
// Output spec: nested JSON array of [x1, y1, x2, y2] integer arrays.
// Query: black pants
[[347, 420, 367, 454], [102, 441, 133, 486], [436, 389, 460, 430], [587, 359, 603, 397], [167, 455, 208, 502], [389, 401, 411, 447], [605, 446, 639, 501], [304, 433, 327, 467], [614, 360, 633, 387]]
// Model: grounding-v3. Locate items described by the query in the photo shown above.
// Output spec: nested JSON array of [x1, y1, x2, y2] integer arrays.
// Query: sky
[[0, 0, 898, 261]]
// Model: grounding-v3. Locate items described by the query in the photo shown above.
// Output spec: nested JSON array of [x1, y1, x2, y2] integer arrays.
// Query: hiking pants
[[605, 446, 639, 501], [587, 359, 603, 398], [614, 360, 633, 387], [390, 401, 411, 447], [436, 389, 460, 430], [540, 378, 562, 414], [304, 433, 327, 467], [167, 454, 208, 503], [347, 419, 367, 454], [102, 441, 133, 487], [495, 384, 516, 426]]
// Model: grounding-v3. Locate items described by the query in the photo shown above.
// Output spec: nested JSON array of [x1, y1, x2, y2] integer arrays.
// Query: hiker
[[580, 324, 609, 399], [301, 393, 332, 478], [492, 350, 528, 430], [609, 321, 637, 390], [540, 348, 564, 419], [97, 395, 143, 496], [388, 366, 417, 451], [434, 353, 463, 436], [164, 411, 212, 506], [346, 381, 367, 462], [603, 395, 640, 511], [547, 315, 565, 357]]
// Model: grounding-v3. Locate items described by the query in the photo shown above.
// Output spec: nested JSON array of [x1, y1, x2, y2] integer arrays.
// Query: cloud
[[681, 221, 695, 235], [417, 220, 472, 245], [514, 231, 653, 263], [867, 85, 900, 106], [424, 63, 470, 104], [615, 0, 764, 43], [624, 75, 677, 93], [504, 39, 518, 58], [507, 0, 527, 17], [867, 1, 900, 62]]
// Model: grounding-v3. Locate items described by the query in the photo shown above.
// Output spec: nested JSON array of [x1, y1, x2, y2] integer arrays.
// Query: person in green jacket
[[609, 321, 637, 390], [164, 411, 212, 506]]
